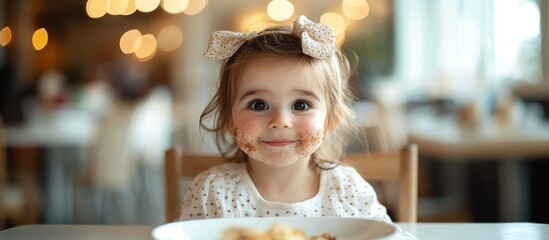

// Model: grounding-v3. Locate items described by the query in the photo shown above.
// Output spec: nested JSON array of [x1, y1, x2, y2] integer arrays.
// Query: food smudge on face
[[231, 122, 325, 168], [232, 125, 256, 154], [296, 129, 324, 157]]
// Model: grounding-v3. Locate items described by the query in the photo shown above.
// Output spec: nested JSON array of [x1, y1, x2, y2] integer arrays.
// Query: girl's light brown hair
[[199, 25, 357, 166]]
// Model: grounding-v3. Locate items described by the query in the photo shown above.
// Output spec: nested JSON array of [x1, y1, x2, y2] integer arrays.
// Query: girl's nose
[[268, 109, 293, 129]]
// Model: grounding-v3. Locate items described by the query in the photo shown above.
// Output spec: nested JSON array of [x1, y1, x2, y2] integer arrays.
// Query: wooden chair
[[164, 144, 418, 223], [344, 144, 418, 222], [164, 149, 227, 222]]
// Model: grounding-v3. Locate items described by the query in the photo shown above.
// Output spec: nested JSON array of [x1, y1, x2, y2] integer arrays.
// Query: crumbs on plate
[[221, 223, 336, 240]]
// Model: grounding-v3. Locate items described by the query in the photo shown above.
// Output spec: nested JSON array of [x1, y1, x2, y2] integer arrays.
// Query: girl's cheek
[[294, 117, 326, 155], [232, 121, 257, 154], [296, 127, 324, 156]]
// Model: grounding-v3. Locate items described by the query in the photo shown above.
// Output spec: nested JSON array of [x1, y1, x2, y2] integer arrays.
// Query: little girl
[[181, 15, 395, 225]]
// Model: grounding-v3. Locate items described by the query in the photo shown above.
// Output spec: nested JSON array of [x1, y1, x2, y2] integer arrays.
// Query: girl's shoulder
[[325, 164, 362, 178], [323, 164, 371, 187]]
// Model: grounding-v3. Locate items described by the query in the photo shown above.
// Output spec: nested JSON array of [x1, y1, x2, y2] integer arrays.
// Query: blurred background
[[1, 0, 549, 229]]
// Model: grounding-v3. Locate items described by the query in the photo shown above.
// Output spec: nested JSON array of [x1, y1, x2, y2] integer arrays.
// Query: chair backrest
[[344, 144, 418, 222], [164, 144, 418, 222], [164, 148, 227, 222]]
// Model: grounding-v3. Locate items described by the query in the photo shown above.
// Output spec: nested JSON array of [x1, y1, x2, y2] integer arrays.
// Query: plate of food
[[152, 217, 401, 240]]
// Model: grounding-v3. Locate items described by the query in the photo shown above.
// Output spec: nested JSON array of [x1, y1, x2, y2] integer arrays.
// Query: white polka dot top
[[179, 162, 392, 222]]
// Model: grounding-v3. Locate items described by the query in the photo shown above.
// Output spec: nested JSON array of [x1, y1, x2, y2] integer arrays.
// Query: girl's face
[[230, 57, 329, 168]]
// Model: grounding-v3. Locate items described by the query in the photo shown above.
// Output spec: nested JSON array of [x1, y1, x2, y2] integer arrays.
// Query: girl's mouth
[[262, 139, 297, 147]]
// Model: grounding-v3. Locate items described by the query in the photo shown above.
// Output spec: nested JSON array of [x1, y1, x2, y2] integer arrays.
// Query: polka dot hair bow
[[203, 31, 258, 60], [203, 15, 335, 60], [292, 15, 335, 60]]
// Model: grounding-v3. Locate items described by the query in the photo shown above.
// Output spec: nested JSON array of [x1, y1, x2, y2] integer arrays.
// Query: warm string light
[[264, 0, 371, 44], [267, 0, 294, 21], [161, 0, 189, 14], [156, 25, 184, 52], [342, 0, 370, 20], [238, 12, 269, 32], [317, 0, 371, 45], [134, 34, 157, 61], [86, 0, 208, 17], [86, 0, 107, 18], [120, 29, 142, 54], [135, 0, 161, 13], [32, 28, 49, 51], [320, 12, 347, 46], [86, 0, 195, 61], [107, 0, 130, 15], [84, 0, 372, 60], [0, 27, 12, 47], [183, 0, 208, 15], [1, 26, 51, 50], [119, 26, 183, 61]]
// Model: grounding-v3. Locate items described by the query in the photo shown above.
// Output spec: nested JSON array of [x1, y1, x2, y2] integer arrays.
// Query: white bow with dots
[[203, 15, 335, 60]]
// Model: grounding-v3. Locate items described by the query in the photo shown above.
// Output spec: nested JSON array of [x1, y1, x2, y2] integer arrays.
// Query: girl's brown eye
[[248, 100, 268, 111], [292, 100, 311, 111]]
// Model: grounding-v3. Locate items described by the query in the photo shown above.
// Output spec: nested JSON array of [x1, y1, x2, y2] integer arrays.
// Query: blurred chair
[[85, 86, 171, 224], [163, 144, 418, 223], [84, 99, 137, 224]]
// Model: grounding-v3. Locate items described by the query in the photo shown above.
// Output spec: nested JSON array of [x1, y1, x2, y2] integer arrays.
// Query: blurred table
[[4, 108, 97, 223], [1, 223, 548, 240], [4, 110, 96, 148], [407, 113, 549, 160], [407, 107, 549, 221]]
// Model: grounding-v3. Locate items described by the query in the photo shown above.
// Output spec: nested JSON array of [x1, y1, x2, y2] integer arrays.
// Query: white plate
[[152, 217, 401, 240]]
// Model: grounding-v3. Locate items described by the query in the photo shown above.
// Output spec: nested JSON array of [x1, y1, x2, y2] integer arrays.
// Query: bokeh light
[[107, 0, 130, 15], [121, 0, 137, 15], [86, 0, 108, 18], [157, 25, 183, 52], [342, 0, 370, 20], [267, 0, 294, 21], [136, 0, 160, 13], [239, 12, 270, 32], [184, 0, 208, 15], [32, 28, 49, 51], [320, 12, 347, 36], [120, 29, 142, 54], [162, 0, 189, 14], [0, 27, 12, 47], [134, 34, 157, 61]]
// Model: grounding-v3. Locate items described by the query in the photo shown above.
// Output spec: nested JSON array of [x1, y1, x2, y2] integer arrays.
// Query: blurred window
[[394, 0, 542, 99], [493, 0, 541, 83]]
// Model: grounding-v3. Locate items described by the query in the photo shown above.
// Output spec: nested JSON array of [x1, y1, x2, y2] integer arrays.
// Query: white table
[[407, 110, 549, 160], [1, 223, 548, 240]]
